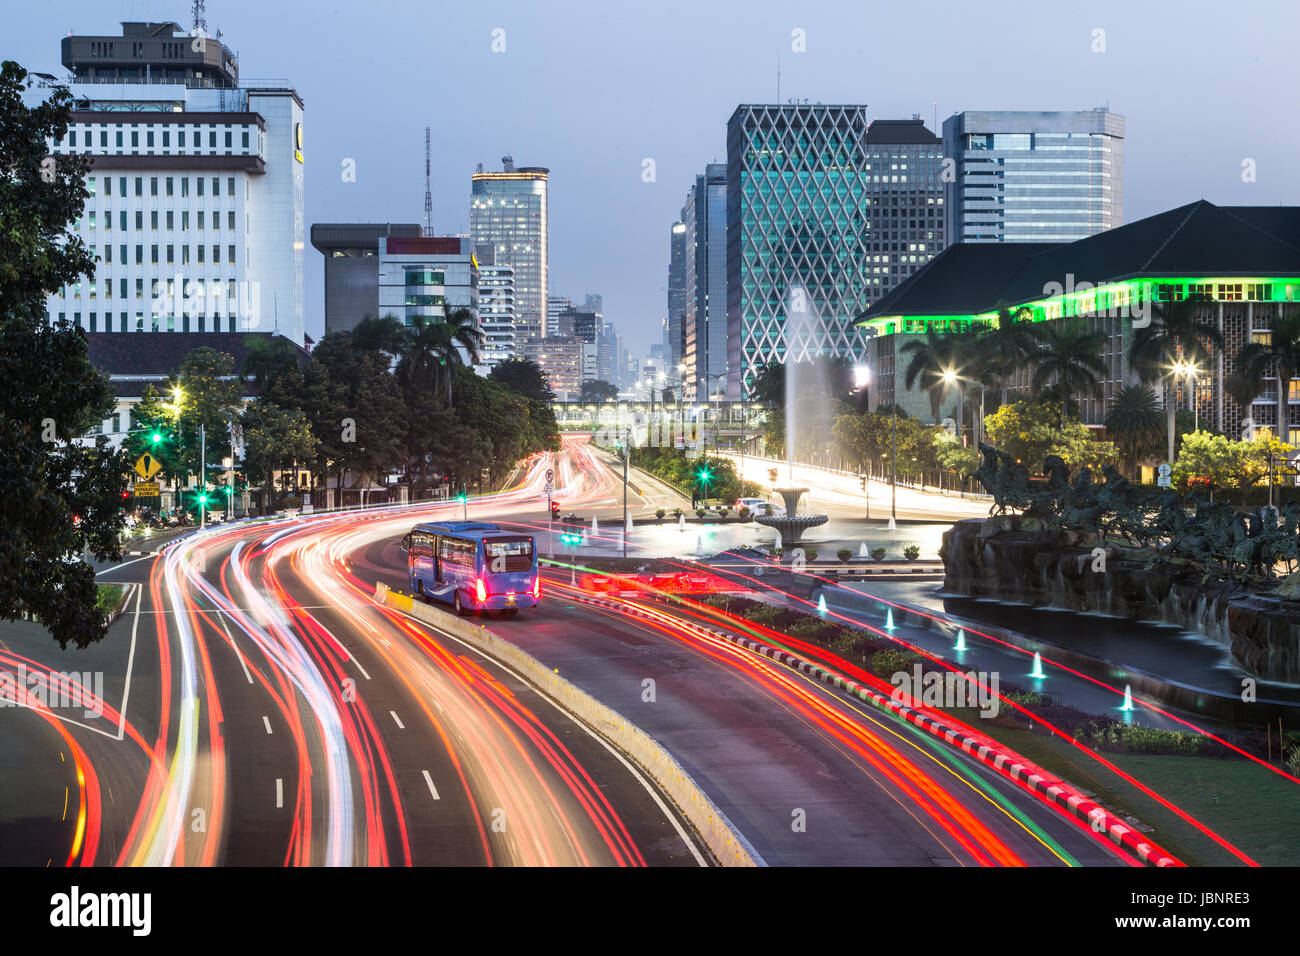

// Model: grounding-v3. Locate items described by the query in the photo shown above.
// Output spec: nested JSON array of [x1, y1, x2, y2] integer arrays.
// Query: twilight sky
[[8, 0, 1300, 355]]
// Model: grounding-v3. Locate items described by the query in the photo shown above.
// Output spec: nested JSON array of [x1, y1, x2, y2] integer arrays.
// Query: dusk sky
[[9, 0, 1299, 354]]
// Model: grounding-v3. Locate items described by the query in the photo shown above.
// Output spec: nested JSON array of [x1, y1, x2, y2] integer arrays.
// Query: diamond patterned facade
[[726, 105, 945, 394]]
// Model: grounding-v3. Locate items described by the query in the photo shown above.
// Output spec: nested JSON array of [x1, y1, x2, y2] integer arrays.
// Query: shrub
[[870, 648, 924, 678], [746, 604, 780, 625], [655, 508, 666, 519], [738, 506, 751, 520], [837, 549, 852, 562], [903, 544, 920, 561], [672, 507, 683, 518], [787, 617, 832, 639], [95, 584, 126, 621], [282, 495, 302, 509], [870, 547, 886, 561], [718, 507, 730, 518], [803, 548, 818, 562], [830, 629, 862, 654], [696, 508, 707, 518]]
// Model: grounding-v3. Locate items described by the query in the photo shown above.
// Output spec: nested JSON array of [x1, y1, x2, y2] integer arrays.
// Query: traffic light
[[696, 464, 711, 488], [457, 483, 467, 504], [560, 531, 585, 546], [150, 430, 163, 445], [198, 492, 209, 505], [860, 476, 867, 491]]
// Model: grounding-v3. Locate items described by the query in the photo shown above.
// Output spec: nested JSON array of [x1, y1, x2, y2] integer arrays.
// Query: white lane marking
[[390, 710, 404, 730], [394, 609, 708, 867], [421, 770, 440, 800], [215, 609, 255, 685], [275, 778, 284, 808], [262, 716, 273, 735], [115, 583, 143, 741]]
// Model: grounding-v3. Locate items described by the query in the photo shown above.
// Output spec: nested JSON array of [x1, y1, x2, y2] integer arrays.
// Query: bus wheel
[[454, 591, 466, 616], [415, 579, 424, 598]]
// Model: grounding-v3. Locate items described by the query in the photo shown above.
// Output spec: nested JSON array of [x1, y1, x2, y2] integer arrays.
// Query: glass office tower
[[683, 164, 730, 400], [943, 109, 1124, 243], [725, 105, 945, 395], [470, 157, 548, 342]]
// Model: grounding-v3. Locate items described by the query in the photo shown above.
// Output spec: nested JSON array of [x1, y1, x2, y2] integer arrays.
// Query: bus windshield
[[485, 537, 533, 573]]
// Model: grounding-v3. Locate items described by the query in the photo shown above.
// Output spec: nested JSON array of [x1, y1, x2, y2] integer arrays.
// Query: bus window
[[438, 535, 476, 568], [485, 537, 533, 573]]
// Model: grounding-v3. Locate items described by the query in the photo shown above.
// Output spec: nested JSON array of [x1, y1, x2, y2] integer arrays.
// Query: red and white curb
[[573, 592, 1181, 868]]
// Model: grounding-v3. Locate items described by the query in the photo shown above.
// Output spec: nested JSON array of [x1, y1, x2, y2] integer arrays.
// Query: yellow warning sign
[[133, 481, 160, 497], [133, 454, 162, 480]]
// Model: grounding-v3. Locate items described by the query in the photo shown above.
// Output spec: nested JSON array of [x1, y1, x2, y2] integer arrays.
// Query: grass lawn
[[975, 724, 1300, 866]]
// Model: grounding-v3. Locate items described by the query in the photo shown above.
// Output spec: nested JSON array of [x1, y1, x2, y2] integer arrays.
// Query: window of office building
[[134, 177, 142, 196]]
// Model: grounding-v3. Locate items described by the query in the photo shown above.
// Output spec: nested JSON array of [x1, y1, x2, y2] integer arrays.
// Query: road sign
[[1157, 463, 1172, 488], [546, 469, 554, 483], [133, 481, 160, 497], [133, 453, 162, 480], [544, 482, 553, 493]]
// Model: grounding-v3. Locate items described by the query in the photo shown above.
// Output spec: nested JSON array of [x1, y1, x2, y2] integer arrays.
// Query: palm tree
[[1030, 320, 1109, 424], [899, 328, 963, 423], [1128, 295, 1224, 461], [975, 306, 1042, 407], [352, 314, 408, 361], [1104, 384, 1164, 475], [1231, 309, 1300, 447], [399, 308, 485, 407]]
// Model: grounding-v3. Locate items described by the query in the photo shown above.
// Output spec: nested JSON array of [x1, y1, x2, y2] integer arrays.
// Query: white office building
[[32, 21, 305, 343], [474, 243, 516, 367]]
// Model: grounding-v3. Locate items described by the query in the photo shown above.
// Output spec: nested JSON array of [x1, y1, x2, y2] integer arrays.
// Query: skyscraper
[[667, 221, 687, 373], [470, 157, 548, 343], [35, 20, 305, 342], [725, 106, 945, 394], [682, 164, 729, 400], [943, 109, 1124, 243]]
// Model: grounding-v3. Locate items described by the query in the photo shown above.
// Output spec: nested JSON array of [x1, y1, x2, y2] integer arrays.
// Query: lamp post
[[943, 368, 964, 447]]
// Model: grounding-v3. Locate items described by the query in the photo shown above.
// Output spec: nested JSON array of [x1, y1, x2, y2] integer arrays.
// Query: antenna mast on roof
[[191, 0, 207, 35], [424, 126, 433, 237]]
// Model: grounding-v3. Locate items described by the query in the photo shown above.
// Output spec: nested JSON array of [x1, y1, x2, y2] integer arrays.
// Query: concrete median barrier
[[373, 581, 762, 867]]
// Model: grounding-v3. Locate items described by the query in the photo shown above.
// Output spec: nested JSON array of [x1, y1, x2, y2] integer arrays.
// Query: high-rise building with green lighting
[[725, 106, 946, 395]]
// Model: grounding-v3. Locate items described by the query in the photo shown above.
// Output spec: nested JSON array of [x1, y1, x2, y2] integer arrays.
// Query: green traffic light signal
[[151, 431, 162, 443]]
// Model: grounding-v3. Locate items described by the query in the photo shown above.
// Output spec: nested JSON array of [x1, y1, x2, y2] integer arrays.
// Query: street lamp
[[942, 368, 964, 447], [1174, 360, 1200, 433]]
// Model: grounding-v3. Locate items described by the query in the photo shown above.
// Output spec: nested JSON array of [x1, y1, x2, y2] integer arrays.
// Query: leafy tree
[[580, 379, 620, 402], [240, 400, 318, 512], [0, 60, 130, 647], [749, 360, 785, 406], [489, 358, 555, 402], [984, 401, 1116, 474], [934, 433, 980, 476], [1231, 310, 1300, 447], [241, 333, 302, 395], [123, 384, 184, 481], [173, 347, 243, 496]]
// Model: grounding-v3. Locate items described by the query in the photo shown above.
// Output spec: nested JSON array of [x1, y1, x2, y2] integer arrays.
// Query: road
[[2, 435, 1191, 866]]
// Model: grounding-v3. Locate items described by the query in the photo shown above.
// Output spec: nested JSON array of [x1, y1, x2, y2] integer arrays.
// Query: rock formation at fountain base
[[940, 517, 1300, 682]]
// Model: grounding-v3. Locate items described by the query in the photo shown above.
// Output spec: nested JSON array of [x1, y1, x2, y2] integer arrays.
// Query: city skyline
[[8, 0, 1298, 357]]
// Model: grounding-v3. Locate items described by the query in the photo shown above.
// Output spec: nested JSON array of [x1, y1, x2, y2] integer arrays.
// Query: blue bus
[[401, 521, 540, 615]]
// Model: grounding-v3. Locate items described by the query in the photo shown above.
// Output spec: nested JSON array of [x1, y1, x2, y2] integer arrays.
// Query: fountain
[[754, 486, 829, 545], [753, 283, 831, 549]]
